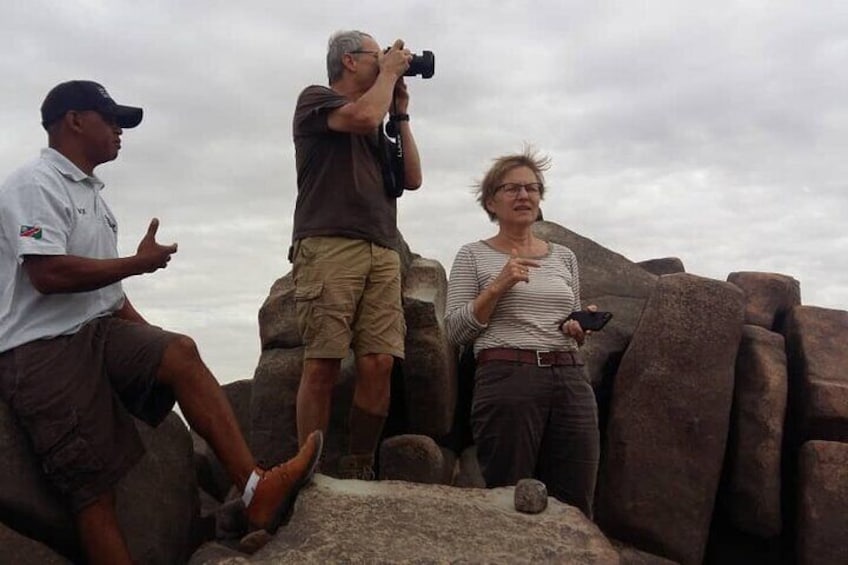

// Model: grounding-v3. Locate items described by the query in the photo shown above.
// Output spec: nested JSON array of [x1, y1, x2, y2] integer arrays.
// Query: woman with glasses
[[444, 148, 599, 518]]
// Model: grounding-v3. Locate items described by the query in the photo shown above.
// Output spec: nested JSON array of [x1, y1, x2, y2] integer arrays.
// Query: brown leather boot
[[337, 453, 376, 480], [246, 430, 323, 533]]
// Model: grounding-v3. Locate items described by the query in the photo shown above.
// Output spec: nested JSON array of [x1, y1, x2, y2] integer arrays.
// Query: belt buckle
[[535, 350, 552, 367]]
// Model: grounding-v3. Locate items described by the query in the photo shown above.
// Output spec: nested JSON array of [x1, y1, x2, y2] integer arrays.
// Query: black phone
[[566, 310, 613, 331]]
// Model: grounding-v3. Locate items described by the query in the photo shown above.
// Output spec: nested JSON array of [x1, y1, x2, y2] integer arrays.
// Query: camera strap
[[366, 94, 405, 199]]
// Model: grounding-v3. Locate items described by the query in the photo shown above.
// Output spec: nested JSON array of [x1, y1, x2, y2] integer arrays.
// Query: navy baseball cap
[[40, 80, 143, 129]]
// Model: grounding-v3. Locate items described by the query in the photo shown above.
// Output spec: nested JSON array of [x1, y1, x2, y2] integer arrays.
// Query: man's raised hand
[[135, 218, 178, 273]]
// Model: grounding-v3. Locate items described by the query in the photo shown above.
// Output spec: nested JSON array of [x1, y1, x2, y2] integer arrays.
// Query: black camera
[[405, 50, 435, 79]]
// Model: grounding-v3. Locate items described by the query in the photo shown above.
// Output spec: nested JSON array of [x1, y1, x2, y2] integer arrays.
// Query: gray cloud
[[3, 0, 846, 380]]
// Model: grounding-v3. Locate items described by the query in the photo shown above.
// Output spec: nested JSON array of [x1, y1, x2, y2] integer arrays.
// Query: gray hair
[[327, 30, 371, 84]]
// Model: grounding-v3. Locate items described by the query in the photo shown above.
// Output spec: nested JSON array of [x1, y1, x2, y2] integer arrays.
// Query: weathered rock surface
[[0, 521, 72, 565], [637, 257, 686, 276], [249, 347, 305, 468], [727, 271, 801, 330], [0, 403, 199, 564], [258, 274, 300, 351], [784, 306, 848, 442], [378, 434, 444, 484], [401, 257, 457, 437], [596, 273, 745, 565], [797, 441, 848, 565], [719, 325, 787, 537], [533, 220, 657, 389], [611, 539, 680, 565], [192, 475, 619, 563], [514, 478, 548, 514], [455, 445, 486, 488]]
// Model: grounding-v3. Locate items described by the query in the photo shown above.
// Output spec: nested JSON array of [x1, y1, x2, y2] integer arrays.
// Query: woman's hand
[[561, 318, 586, 346], [561, 304, 598, 347], [490, 248, 540, 293]]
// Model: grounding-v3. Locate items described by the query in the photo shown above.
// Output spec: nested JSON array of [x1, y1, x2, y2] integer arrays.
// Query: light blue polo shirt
[[0, 148, 125, 353]]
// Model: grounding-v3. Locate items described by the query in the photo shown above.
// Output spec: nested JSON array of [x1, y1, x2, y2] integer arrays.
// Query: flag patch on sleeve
[[19, 225, 43, 239]]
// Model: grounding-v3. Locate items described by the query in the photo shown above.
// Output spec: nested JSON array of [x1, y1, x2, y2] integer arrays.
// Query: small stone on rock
[[514, 479, 548, 514]]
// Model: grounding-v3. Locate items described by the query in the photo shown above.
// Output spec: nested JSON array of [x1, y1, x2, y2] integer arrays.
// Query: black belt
[[477, 348, 583, 367]]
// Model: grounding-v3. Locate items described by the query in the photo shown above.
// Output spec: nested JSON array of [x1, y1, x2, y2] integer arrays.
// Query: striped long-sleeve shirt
[[445, 240, 582, 357]]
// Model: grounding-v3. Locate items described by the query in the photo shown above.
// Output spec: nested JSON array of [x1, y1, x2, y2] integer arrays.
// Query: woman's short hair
[[327, 30, 370, 84], [474, 147, 551, 221]]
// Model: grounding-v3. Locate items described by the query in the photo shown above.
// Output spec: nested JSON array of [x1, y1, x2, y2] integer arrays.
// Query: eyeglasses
[[495, 182, 543, 197], [348, 50, 380, 58]]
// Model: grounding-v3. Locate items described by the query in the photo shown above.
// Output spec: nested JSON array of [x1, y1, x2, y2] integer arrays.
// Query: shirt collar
[[40, 147, 105, 191]]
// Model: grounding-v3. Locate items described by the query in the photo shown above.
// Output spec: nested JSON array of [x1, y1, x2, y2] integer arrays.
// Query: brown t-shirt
[[292, 85, 398, 250]]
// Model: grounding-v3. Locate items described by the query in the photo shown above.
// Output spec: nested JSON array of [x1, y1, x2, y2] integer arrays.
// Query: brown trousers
[[471, 360, 600, 518]]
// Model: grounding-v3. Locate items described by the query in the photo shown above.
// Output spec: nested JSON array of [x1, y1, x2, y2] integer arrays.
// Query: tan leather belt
[[477, 348, 583, 367]]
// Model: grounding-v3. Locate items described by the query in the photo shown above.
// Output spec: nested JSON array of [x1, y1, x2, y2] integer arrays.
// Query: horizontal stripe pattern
[[445, 240, 582, 356]]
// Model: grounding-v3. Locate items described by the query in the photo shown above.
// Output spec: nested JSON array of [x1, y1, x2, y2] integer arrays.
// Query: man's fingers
[[146, 218, 160, 239], [392, 38, 404, 50]]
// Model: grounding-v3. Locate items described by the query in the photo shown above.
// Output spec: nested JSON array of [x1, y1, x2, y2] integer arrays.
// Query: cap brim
[[111, 105, 143, 129]]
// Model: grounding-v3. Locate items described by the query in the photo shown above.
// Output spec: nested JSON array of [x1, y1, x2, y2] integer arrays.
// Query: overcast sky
[[2, 1, 846, 382]]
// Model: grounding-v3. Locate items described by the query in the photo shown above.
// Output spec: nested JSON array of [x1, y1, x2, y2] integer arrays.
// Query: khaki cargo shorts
[[292, 236, 405, 359]]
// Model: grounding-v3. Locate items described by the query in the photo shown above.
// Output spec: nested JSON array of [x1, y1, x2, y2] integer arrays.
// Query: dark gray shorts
[[0, 317, 179, 512]]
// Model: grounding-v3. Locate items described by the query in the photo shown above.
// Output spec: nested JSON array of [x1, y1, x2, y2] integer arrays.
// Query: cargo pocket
[[29, 411, 104, 494], [294, 282, 324, 344]]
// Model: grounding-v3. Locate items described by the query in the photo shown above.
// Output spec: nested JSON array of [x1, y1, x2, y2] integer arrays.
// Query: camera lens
[[404, 50, 435, 79]]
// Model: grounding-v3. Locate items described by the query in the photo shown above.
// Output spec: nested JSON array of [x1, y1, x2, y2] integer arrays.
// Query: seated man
[[0, 80, 323, 565]]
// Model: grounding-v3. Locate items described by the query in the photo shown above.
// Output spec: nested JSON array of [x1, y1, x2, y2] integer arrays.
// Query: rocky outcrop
[[637, 257, 686, 276], [0, 522, 71, 565], [797, 441, 848, 565], [378, 434, 445, 484], [191, 475, 620, 564], [533, 221, 658, 389], [719, 325, 787, 537], [727, 271, 801, 330], [3, 220, 846, 564], [596, 273, 745, 565], [249, 345, 306, 467], [0, 403, 199, 564], [400, 258, 457, 437], [784, 306, 848, 442]]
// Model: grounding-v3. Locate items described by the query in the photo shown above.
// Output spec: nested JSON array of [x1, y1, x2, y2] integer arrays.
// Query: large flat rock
[[596, 273, 745, 565], [192, 475, 619, 563]]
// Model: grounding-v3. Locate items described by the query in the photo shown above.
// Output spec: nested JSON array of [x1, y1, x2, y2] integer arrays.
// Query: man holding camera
[[291, 30, 423, 479]]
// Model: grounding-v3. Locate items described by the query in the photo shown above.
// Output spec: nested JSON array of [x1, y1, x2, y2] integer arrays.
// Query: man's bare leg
[[155, 336, 255, 489], [352, 353, 392, 417], [156, 335, 324, 534], [296, 358, 341, 447], [76, 491, 132, 565]]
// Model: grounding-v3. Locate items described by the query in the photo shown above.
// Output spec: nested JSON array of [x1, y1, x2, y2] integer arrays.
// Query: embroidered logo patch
[[19, 225, 43, 239]]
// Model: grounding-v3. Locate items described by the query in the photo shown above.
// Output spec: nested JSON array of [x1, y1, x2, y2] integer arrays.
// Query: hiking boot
[[337, 453, 376, 480], [246, 430, 323, 533]]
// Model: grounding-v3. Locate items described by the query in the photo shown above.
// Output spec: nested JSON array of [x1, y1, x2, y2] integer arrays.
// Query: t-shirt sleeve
[[293, 85, 348, 136], [445, 244, 488, 346], [566, 248, 582, 311], [7, 176, 72, 262]]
